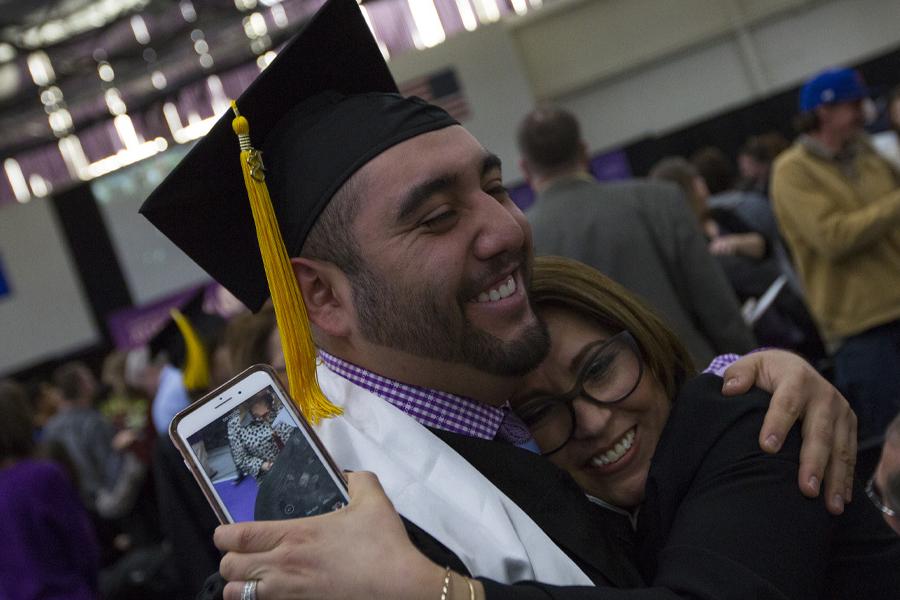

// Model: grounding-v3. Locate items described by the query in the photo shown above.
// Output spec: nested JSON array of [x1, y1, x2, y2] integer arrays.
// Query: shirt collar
[[541, 171, 596, 195], [318, 350, 506, 440]]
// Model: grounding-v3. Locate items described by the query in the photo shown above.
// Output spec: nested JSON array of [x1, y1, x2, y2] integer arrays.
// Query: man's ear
[[290, 257, 353, 338]]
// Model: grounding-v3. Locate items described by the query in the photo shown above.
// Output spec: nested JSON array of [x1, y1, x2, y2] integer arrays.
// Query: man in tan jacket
[[772, 67, 900, 440]]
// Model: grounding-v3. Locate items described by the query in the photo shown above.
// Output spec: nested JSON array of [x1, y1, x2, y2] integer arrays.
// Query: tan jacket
[[771, 140, 900, 345]]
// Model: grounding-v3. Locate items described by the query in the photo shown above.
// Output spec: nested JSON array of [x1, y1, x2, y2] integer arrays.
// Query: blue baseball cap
[[800, 68, 869, 112]]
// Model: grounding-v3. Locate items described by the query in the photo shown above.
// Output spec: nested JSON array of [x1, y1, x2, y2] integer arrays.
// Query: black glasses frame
[[866, 476, 897, 518], [516, 330, 644, 457]]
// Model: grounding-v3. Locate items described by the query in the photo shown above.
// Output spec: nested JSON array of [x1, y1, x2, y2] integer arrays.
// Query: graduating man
[[143, 1, 856, 598]]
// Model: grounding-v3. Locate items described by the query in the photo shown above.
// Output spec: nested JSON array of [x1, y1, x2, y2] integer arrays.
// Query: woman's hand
[[721, 350, 856, 515], [215, 472, 446, 600]]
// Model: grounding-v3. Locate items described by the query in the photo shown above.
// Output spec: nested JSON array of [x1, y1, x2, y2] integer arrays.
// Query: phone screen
[[184, 384, 347, 522]]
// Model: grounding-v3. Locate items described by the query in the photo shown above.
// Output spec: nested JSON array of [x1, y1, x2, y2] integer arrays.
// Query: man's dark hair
[[52, 362, 90, 401], [0, 379, 35, 462], [690, 147, 736, 195], [300, 170, 366, 275], [517, 106, 583, 174]]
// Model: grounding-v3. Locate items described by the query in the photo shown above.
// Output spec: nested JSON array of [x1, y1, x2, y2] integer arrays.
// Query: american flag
[[399, 68, 471, 122]]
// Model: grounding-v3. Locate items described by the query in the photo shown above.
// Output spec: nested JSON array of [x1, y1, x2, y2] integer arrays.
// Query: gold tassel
[[170, 307, 210, 392], [230, 102, 342, 423]]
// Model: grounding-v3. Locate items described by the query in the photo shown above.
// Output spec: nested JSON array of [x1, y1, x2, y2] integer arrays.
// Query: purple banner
[[0, 253, 9, 299], [106, 282, 248, 349], [106, 285, 206, 350]]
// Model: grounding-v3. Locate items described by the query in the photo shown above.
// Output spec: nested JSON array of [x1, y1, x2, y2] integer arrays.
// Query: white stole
[[313, 365, 594, 586]]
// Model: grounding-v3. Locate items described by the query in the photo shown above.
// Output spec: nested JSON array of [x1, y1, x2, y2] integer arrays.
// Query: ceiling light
[[180, 1, 197, 23], [151, 70, 167, 90], [98, 62, 115, 82], [0, 43, 15, 63], [27, 51, 55, 86], [131, 15, 151, 44]]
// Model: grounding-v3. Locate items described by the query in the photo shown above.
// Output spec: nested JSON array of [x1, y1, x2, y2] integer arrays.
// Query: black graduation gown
[[636, 375, 900, 600]]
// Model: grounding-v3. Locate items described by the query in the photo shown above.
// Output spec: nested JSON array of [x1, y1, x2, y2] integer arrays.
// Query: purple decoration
[[589, 148, 632, 181], [106, 284, 209, 350], [509, 182, 535, 212]]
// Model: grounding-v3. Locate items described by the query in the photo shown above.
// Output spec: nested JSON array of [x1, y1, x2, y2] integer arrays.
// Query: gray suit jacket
[[528, 176, 755, 365]]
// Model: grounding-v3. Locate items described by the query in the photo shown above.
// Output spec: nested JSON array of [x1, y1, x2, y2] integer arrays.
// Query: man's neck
[[531, 166, 592, 194], [809, 129, 851, 155], [325, 342, 519, 407]]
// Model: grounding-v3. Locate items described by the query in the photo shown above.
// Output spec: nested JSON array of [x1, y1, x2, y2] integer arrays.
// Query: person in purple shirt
[[0, 379, 100, 600]]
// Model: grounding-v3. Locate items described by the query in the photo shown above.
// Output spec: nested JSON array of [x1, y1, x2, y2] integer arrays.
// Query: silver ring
[[241, 579, 259, 600]]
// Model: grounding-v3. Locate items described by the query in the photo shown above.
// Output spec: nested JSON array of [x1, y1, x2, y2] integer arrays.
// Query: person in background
[[42, 361, 124, 510], [650, 157, 824, 360], [24, 378, 63, 438], [871, 85, 900, 169], [126, 345, 190, 436], [0, 379, 100, 600], [691, 146, 783, 250], [521, 105, 755, 366], [649, 156, 767, 260], [99, 350, 149, 432], [737, 132, 790, 196], [771, 67, 900, 441]]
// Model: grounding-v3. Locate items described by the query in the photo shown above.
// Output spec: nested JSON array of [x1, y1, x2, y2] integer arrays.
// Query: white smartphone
[[169, 364, 349, 524]]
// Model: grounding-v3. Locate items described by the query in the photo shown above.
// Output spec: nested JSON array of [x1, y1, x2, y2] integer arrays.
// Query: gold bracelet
[[440, 566, 452, 600], [465, 576, 475, 600]]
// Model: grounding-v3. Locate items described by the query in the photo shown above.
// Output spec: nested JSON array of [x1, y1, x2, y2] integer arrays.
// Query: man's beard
[[349, 255, 549, 377]]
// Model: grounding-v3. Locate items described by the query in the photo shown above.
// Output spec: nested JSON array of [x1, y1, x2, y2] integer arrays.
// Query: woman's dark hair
[[0, 379, 35, 462], [690, 147, 736, 195], [530, 256, 696, 401], [648, 156, 708, 224]]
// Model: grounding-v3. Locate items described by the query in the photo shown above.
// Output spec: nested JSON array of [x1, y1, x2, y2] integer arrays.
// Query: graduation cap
[[140, 0, 457, 421], [148, 289, 225, 392]]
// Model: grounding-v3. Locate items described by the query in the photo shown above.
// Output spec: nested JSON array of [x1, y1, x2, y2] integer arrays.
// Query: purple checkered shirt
[[319, 350, 509, 440], [703, 353, 741, 377], [319, 351, 745, 444]]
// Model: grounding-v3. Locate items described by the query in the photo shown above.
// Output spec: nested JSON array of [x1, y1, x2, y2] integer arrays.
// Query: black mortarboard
[[139, 0, 457, 421], [139, 0, 457, 312]]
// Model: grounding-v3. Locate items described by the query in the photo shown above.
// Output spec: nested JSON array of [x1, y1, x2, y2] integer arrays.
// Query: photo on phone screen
[[184, 385, 347, 522]]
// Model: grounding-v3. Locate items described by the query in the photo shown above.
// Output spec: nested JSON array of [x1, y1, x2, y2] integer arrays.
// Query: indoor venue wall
[[0, 194, 99, 375], [550, 0, 900, 158], [387, 0, 900, 182]]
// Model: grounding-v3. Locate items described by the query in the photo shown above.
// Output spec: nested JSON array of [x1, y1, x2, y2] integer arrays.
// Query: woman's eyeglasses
[[514, 331, 643, 456]]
